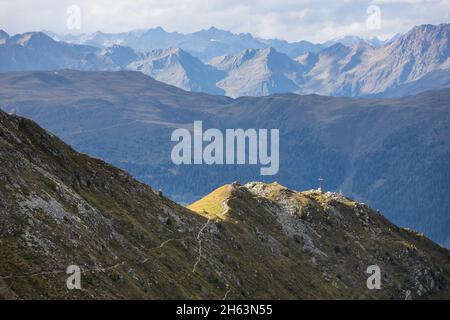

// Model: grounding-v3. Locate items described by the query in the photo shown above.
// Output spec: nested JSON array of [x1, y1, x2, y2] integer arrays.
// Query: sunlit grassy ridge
[[187, 184, 232, 219]]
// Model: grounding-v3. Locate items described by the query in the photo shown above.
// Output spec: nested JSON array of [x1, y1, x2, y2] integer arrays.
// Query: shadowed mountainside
[[0, 109, 449, 299]]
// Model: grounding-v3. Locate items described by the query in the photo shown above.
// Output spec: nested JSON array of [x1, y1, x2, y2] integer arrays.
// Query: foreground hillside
[[0, 70, 449, 248], [0, 110, 449, 299]]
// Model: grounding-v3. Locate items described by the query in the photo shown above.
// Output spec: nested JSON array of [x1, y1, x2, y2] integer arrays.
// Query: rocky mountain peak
[[8, 32, 54, 46], [0, 30, 8, 45], [320, 42, 351, 58], [187, 180, 450, 299], [127, 47, 225, 94], [391, 23, 449, 52], [0, 30, 9, 38]]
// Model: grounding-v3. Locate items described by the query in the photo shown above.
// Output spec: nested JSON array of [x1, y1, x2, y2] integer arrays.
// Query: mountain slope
[[175, 27, 266, 62], [98, 45, 143, 68], [210, 48, 304, 97], [0, 32, 226, 94], [300, 24, 450, 96], [0, 30, 9, 44], [0, 109, 217, 299], [322, 35, 385, 47], [0, 32, 125, 73], [128, 48, 225, 94], [372, 68, 450, 98], [296, 43, 354, 95], [1, 111, 449, 299], [51, 27, 309, 61], [190, 182, 450, 299], [0, 70, 449, 248], [258, 38, 324, 57]]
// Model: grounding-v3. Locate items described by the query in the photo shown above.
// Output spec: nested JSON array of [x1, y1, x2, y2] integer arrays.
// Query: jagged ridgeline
[[0, 110, 449, 299]]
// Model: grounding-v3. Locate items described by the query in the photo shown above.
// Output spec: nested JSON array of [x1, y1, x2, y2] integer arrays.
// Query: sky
[[0, 0, 449, 42]]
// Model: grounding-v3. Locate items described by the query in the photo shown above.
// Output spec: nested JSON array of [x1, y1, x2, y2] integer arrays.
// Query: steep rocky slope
[[209, 48, 304, 97], [190, 182, 450, 300], [0, 109, 214, 299], [299, 23, 450, 96], [0, 30, 9, 45], [128, 47, 225, 94], [1, 110, 449, 299]]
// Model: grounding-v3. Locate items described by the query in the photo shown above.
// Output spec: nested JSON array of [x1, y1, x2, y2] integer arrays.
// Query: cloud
[[373, 0, 441, 3], [0, 0, 448, 42]]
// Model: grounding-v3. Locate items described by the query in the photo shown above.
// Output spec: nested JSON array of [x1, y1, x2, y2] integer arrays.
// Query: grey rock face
[[209, 48, 304, 97], [128, 47, 225, 94]]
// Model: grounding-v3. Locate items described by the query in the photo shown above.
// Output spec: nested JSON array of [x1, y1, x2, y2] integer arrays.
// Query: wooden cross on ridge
[[318, 177, 324, 193]]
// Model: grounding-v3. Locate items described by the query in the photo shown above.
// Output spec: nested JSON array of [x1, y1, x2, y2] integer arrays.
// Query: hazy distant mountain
[[127, 23, 450, 98], [54, 30, 146, 48], [210, 48, 304, 97], [208, 27, 450, 98], [126, 27, 184, 51], [298, 24, 450, 96], [1, 70, 449, 248], [322, 35, 385, 47], [47, 26, 326, 61], [128, 47, 225, 94], [296, 42, 365, 95], [50, 27, 267, 61], [51, 27, 400, 61], [5, 23, 450, 98], [385, 33, 403, 45], [376, 68, 450, 98], [0, 32, 121, 72], [372, 24, 450, 90], [174, 27, 267, 61], [0, 31, 146, 73], [256, 38, 324, 57], [98, 45, 143, 68], [322, 33, 404, 47], [0, 30, 9, 44], [0, 32, 90, 72]]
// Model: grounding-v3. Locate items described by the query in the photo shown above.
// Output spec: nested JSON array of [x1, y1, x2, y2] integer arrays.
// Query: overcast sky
[[0, 0, 449, 42]]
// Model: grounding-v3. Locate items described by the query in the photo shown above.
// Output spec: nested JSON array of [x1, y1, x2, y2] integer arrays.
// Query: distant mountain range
[[128, 47, 226, 94], [0, 31, 118, 72], [322, 34, 396, 48], [1, 70, 449, 249], [1, 24, 448, 98], [46, 26, 326, 61], [209, 47, 303, 97]]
